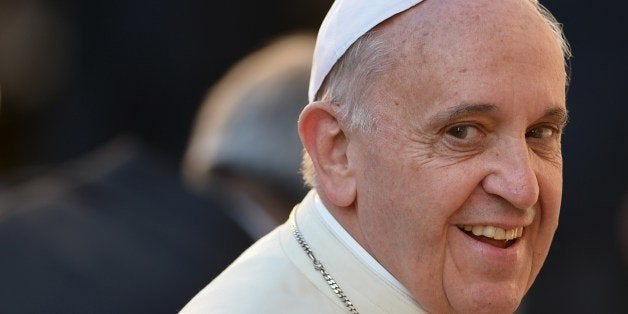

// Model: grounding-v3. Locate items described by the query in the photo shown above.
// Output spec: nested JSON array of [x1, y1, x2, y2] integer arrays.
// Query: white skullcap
[[308, 0, 425, 102]]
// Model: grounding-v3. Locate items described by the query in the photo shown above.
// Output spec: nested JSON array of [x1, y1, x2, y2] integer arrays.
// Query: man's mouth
[[457, 225, 523, 249]]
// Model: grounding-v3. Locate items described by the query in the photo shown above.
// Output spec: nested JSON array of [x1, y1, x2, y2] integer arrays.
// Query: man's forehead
[[310, 0, 558, 102], [375, 0, 553, 60], [308, 0, 425, 102]]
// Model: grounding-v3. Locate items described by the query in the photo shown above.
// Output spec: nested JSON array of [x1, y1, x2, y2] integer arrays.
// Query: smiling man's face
[[342, 0, 567, 312]]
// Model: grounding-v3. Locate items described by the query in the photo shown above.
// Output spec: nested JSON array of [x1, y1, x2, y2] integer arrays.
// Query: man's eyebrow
[[428, 103, 497, 127], [542, 106, 569, 129]]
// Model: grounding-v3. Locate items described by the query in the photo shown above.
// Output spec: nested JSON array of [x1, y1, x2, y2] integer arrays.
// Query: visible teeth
[[472, 225, 483, 236], [482, 226, 496, 238], [505, 229, 514, 240], [458, 225, 524, 241], [494, 228, 506, 240]]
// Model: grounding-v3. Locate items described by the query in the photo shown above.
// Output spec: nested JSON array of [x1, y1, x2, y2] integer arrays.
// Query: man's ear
[[298, 102, 356, 208]]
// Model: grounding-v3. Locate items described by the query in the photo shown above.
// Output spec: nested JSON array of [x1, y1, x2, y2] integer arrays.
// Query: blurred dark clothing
[[0, 136, 253, 313]]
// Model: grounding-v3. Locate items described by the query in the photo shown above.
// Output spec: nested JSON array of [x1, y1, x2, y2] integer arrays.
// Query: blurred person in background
[[0, 0, 75, 179], [0, 0, 332, 175], [0, 135, 253, 313], [0, 0, 328, 313], [183, 33, 313, 240]]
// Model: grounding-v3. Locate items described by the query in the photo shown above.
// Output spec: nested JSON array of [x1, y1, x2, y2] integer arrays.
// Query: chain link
[[291, 220, 359, 314]]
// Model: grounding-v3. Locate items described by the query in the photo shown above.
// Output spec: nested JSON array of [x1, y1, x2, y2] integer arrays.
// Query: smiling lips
[[458, 225, 524, 249]]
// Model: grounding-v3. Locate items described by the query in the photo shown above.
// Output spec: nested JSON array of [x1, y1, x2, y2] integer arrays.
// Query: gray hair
[[315, 29, 393, 132], [531, 1, 573, 85], [302, 1, 572, 188], [302, 29, 391, 188]]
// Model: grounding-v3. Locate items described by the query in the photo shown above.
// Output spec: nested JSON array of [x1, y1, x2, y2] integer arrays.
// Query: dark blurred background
[[0, 0, 331, 174], [0, 0, 330, 312], [526, 2, 628, 313], [0, 0, 625, 313]]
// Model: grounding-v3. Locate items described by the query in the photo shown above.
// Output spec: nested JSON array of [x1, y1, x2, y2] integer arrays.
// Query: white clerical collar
[[313, 192, 414, 300]]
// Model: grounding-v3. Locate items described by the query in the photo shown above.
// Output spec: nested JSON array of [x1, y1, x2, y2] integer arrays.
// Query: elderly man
[[182, 0, 571, 312]]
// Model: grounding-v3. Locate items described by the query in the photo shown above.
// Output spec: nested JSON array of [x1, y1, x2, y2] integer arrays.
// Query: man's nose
[[481, 138, 540, 210]]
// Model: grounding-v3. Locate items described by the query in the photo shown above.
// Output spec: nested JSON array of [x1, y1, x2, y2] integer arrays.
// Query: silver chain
[[291, 219, 359, 314]]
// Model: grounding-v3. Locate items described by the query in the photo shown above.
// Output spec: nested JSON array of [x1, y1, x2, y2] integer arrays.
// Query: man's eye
[[446, 125, 480, 140], [526, 126, 555, 139]]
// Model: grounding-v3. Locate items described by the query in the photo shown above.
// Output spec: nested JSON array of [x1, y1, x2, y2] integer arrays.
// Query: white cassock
[[180, 190, 426, 313]]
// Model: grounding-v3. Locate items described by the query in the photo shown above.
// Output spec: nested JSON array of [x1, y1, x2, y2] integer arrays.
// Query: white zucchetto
[[308, 0, 425, 102]]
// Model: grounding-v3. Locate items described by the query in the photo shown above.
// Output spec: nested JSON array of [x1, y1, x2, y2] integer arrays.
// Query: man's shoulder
[[180, 222, 339, 313], [217, 223, 290, 276]]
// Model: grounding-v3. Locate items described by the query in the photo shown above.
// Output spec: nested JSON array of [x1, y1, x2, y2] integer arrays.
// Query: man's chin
[[438, 225, 536, 310], [407, 275, 527, 314], [442, 279, 526, 314]]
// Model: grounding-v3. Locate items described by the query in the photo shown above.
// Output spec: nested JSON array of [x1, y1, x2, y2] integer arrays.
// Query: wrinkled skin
[[302, 0, 568, 312]]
